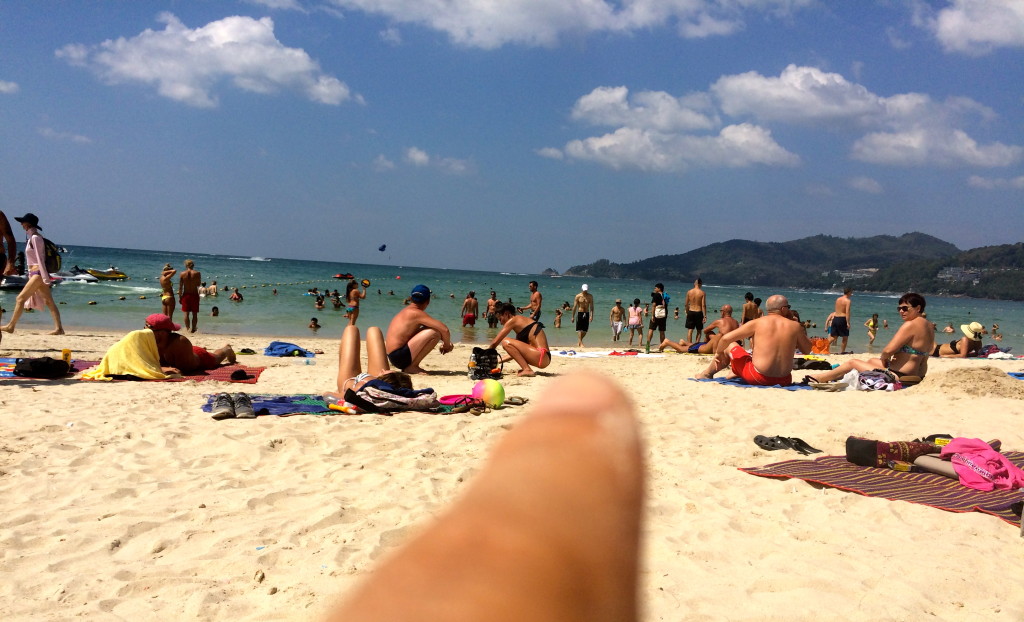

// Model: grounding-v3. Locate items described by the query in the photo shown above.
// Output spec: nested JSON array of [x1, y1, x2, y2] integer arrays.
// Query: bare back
[[179, 269, 201, 295], [721, 314, 812, 377], [834, 294, 851, 317], [685, 288, 705, 312]]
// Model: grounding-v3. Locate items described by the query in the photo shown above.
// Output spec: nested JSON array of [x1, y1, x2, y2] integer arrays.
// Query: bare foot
[[1, 325, 13, 333], [517, 369, 536, 377], [694, 370, 713, 379], [49, 328, 65, 335], [405, 366, 428, 374]]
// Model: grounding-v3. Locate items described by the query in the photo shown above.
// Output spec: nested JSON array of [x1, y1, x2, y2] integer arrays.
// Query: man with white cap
[[571, 284, 595, 348]]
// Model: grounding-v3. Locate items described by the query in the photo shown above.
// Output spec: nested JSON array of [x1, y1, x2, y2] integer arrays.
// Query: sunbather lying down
[[324, 325, 414, 405], [326, 372, 644, 622]]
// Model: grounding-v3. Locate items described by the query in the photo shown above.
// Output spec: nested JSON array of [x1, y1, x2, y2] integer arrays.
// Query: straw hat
[[961, 321, 984, 340]]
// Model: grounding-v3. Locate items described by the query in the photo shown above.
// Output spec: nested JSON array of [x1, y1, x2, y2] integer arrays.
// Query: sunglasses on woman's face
[[897, 305, 911, 312]]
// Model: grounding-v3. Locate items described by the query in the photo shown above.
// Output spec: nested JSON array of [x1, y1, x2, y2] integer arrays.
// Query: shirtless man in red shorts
[[178, 259, 201, 333], [696, 295, 812, 386]]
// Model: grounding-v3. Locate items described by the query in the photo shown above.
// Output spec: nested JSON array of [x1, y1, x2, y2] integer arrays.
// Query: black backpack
[[468, 347, 502, 380], [14, 356, 71, 378], [42, 238, 62, 273]]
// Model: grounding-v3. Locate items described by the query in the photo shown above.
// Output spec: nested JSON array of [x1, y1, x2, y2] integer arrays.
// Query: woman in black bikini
[[488, 303, 551, 377], [807, 293, 934, 383], [933, 321, 984, 358]]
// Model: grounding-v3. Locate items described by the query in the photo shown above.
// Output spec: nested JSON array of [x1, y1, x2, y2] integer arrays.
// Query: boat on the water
[[0, 275, 29, 290], [333, 273, 354, 280], [54, 271, 99, 283], [86, 267, 129, 281]]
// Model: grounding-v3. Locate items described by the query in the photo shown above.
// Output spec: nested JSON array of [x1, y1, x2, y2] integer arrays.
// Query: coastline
[[2, 328, 1024, 620]]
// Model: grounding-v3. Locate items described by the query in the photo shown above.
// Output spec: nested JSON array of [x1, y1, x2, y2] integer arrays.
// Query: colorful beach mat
[[0, 358, 98, 379], [690, 376, 813, 391], [202, 394, 330, 416], [740, 453, 1024, 528]]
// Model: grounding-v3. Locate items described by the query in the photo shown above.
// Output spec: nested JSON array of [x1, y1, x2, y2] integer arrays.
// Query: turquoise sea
[[2, 245, 1021, 354]]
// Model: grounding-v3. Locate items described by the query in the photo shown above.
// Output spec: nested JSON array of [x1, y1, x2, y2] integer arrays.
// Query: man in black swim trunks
[[827, 287, 852, 354], [384, 284, 454, 374]]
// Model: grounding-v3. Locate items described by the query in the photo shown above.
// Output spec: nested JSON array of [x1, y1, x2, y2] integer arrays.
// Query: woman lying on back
[[488, 303, 551, 377]]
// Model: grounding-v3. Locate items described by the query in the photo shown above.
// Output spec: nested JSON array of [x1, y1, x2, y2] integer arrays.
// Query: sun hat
[[581, 284, 588, 291], [615, 298, 622, 303], [961, 321, 984, 340], [410, 284, 432, 303], [14, 213, 41, 229], [146, 313, 181, 331]]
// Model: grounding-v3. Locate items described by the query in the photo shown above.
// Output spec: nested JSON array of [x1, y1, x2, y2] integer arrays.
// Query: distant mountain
[[565, 233, 961, 287]]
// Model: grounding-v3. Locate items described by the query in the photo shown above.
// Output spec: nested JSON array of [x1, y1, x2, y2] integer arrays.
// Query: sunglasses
[[896, 305, 911, 312]]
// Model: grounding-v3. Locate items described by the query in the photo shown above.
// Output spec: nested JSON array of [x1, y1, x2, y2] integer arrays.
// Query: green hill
[[566, 233, 961, 287], [564, 234, 1024, 301]]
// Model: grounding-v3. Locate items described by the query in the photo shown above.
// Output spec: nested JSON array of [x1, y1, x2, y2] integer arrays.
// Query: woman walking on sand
[[1, 213, 64, 335]]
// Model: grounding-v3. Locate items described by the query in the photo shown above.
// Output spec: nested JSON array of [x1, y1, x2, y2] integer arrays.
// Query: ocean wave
[[227, 257, 272, 262]]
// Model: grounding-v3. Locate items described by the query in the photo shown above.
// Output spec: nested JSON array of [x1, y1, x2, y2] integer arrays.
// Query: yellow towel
[[82, 329, 168, 381]]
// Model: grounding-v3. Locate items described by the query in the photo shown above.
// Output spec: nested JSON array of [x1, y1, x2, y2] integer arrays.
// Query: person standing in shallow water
[[178, 259, 201, 333], [159, 263, 177, 321], [2, 213, 64, 335]]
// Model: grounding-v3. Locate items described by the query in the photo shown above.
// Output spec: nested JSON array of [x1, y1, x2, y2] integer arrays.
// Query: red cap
[[145, 313, 181, 331]]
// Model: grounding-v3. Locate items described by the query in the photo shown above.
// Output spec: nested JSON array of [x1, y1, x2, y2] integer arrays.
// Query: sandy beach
[[2, 328, 1024, 621]]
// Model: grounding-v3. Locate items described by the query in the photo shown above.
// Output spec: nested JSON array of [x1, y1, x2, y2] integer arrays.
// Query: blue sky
[[1, 1, 1022, 273]]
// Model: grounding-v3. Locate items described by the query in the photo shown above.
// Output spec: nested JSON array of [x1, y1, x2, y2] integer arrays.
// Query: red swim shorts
[[728, 344, 792, 387], [192, 346, 218, 371], [180, 292, 200, 313], [462, 313, 477, 326]]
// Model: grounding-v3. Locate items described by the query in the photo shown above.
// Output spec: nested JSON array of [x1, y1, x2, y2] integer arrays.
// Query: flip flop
[[504, 396, 528, 406], [754, 435, 791, 451], [786, 437, 823, 455]]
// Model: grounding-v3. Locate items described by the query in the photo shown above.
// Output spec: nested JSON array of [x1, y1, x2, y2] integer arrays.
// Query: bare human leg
[[327, 372, 644, 622]]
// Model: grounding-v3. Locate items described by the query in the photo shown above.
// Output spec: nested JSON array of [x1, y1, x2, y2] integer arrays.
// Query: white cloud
[[847, 176, 883, 194], [0, 80, 18, 94], [968, 174, 1024, 189], [436, 156, 473, 175], [243, 0, 306, 10], [536, 147, 564, 160], [56, 13, 354, 108], [711, 64, 884, 124], [555, 63, 1020, 173], [852, 128, 1022, 167], [886, 26, 912, 50], [373, 154, 395, 171], [325, 0, 813, 48], [401, 146, 472, 174], [38, 127, 92, 144], [380, 27, 402, 45], [405, 146, 430, 166], [931, 0, 1024, 55], [571, 86, 717, 132], [563, 124, 799, 172]]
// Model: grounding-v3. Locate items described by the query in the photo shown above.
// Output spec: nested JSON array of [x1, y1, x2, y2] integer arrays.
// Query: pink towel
[[940, 438, 1024, 491]]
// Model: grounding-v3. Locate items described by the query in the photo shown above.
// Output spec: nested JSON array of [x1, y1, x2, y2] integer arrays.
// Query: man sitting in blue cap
[[384, 284, 454, 373]]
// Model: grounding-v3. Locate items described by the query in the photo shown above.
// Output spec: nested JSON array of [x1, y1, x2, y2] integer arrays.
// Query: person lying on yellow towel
[[83, 313, 235, 380]]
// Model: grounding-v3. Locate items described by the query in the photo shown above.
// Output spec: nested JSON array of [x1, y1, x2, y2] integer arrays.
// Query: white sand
[[2, 329, 1023, 620]]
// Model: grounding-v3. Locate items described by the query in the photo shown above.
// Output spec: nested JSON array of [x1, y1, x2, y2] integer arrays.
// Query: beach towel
[[552, 350, 664, 358], [740, 453, 1024, 528], [263, 341, 313, 357], [202, 394, 330, 416], [689, 376, 812, 391], [81, 329, 166, 381], [165, 364, 264, 383]]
